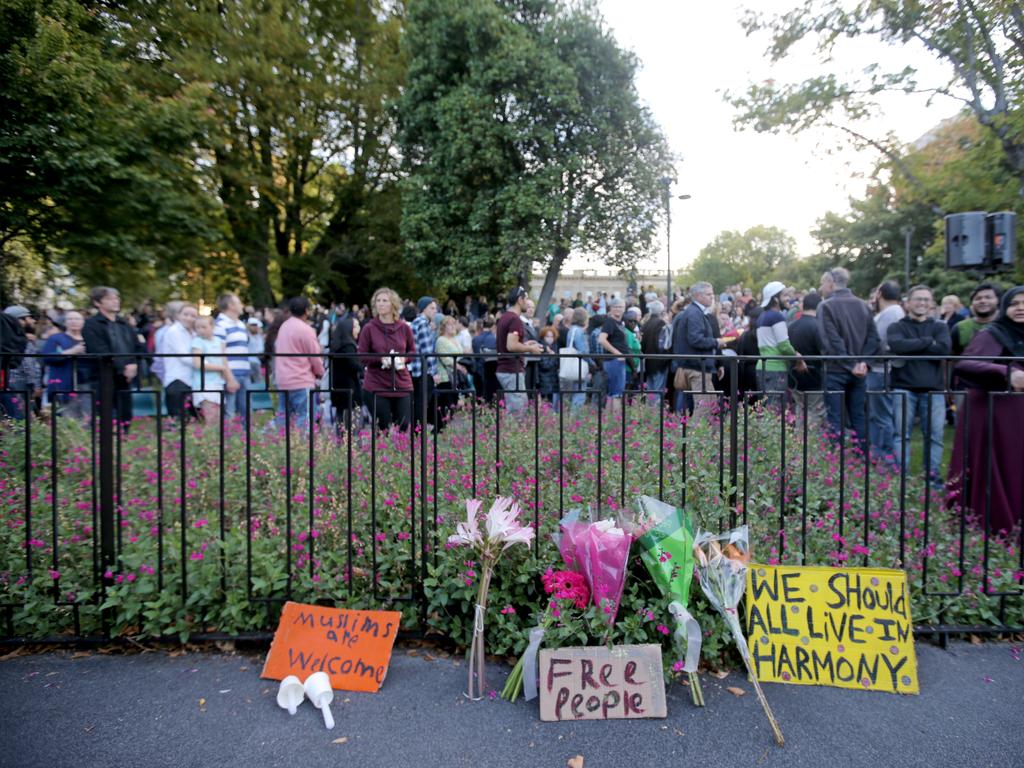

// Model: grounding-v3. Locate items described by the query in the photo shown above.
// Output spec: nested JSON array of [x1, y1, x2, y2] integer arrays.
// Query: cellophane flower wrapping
[[555, 508, 632, 626], [692, 525, 750, 619], [693, 525, 784, 746], [619, 496, 703, 683], [619, 495, 696, 608]]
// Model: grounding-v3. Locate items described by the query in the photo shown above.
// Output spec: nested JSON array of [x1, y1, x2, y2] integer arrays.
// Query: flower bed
[[0, 401, 1020, 669]]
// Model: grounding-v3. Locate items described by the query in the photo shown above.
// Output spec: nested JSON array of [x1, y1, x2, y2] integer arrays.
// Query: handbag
[[559, 327, 586, 381]]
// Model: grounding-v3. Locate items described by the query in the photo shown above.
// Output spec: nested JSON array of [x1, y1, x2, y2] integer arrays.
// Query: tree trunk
[[215, 148, 276, 309], [535, 246, 569, 320]]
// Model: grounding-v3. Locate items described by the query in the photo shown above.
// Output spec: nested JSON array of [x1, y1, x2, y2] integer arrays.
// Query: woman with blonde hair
[[434, 314, 466, 427], [357, 287, 416, 430]]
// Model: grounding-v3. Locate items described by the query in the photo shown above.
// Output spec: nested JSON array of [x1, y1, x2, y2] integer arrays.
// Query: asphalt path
[[1, 640, 1021, 768]]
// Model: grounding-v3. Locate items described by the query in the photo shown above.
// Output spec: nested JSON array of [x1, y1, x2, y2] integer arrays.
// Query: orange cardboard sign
[[261, 602, 401, 693]]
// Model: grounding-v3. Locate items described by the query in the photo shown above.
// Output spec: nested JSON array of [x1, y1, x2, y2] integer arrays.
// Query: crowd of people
[[2, 272, 1022, 531]]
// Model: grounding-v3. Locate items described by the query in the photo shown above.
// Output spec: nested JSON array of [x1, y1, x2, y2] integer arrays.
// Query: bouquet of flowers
[[555, 508, 633, 631], [500, 567, 590, 702], [693, 525, 784, 746], [619, 495, 704, 706], [447, 497, 534, 700]]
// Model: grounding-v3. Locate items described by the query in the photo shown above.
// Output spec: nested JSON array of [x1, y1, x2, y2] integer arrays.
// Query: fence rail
[[0, 351, 1021, 644]]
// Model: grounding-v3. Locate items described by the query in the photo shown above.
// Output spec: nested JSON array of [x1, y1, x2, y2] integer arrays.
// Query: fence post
[[98, 355, 116, 586], [728, 355, 739, 525]]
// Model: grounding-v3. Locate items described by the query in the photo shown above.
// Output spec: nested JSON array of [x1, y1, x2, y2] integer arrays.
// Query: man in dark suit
[[671, 282, 724, 417]]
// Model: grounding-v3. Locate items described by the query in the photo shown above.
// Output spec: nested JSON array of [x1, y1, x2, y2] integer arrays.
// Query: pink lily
[[448, 499, 483, 547], [484, 497, 519, 541], [500, 523, 535, 550]]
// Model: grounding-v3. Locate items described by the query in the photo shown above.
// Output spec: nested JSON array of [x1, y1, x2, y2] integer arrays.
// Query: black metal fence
[[0, 351, 1021, 644]]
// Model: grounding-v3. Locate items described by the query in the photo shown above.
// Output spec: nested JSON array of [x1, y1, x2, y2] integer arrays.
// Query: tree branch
[[828, 122, 935, 205], [961, 0, 1007, 113]]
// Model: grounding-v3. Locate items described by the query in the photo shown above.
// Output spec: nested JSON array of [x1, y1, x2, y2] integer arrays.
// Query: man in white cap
[[756, 282, 805, 409]]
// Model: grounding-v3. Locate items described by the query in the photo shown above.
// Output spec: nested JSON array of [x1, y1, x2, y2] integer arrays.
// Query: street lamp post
[[661, 177, 691, 302], [900, 225, 913, 291]]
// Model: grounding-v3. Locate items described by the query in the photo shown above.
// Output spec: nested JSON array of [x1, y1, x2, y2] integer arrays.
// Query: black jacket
[[788, 314, 823, 391], [886, 317, 951, 391], [818, 289, 879, 370], [82, 313, 142, 379], [640, 317, 669, 375]]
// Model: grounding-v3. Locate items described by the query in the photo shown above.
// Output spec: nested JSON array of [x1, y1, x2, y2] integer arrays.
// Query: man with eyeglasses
[[818, 268, 879, 452], [887, 285, 951, 489], [495, 286, 543, 413]]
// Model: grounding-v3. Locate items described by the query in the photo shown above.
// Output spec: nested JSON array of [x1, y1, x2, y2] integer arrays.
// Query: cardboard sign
[[745, 564, 918, 694], [539, 644, 667, 721], [261, 602, 401, 693]]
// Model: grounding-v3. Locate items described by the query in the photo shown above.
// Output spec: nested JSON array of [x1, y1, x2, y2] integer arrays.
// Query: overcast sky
[[580, 0, 961, 273]]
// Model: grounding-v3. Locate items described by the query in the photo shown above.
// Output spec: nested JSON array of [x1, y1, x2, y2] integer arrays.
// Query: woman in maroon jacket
[[948, 285, 1024, 535], [358, 287, 416, 431]]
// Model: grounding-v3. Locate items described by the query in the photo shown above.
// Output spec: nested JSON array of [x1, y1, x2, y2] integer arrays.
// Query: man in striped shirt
[[215, 293, 252, 424]]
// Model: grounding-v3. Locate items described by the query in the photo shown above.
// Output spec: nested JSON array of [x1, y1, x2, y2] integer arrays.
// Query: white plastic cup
[[276, 675, 305, 716], [303, 672, 335, 730]]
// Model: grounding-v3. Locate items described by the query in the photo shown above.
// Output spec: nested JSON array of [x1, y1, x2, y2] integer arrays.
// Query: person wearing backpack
[[640, 300, 670, 404]]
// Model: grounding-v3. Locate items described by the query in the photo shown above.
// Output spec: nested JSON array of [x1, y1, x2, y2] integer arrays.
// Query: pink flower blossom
[[447, 499, 483, 547]]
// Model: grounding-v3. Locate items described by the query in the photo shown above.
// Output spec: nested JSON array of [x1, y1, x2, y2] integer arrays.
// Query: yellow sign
[[745, 564, 918, 694]]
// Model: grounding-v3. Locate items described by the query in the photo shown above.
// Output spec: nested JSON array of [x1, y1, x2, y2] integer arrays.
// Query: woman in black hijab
[[329, 314, 363, 430], [949, 286, 1024, 534]]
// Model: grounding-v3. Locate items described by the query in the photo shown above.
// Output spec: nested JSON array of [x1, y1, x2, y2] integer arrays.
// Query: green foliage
[[730, 1, 1024, 193], [399, 0, 673, 307], [682, 225, 800, 292], [2, 0, 408, 308], [114, 0, 407, 307], [0, 0, 218, 304]]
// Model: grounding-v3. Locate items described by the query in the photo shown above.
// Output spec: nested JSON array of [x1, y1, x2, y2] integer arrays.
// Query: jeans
[[604, 358, 626, 399], [0, 392, 26, 419], [866, 371, 896, 463], [824, 368, 867, 451], [276, 388, 310, 431], [645, 369, 667, 404], [224, 372, 250, 423], [556, 377, 587, 409], [893, 389, 945, 485], [496, 371, 527, 414], [757, 369, 788, 412]]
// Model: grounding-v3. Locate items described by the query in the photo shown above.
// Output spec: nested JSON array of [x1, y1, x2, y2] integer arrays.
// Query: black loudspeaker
[[987, 212, 1017, 269], [945, 212, 987, 268]]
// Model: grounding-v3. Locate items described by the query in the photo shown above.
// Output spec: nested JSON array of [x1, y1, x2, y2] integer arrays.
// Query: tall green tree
[[681, 225, 800, 293], [399, 0, 673, 310], [118, 0, 405, 306], [1, 0, 216, 305], [729, 1, 1024, 197]]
